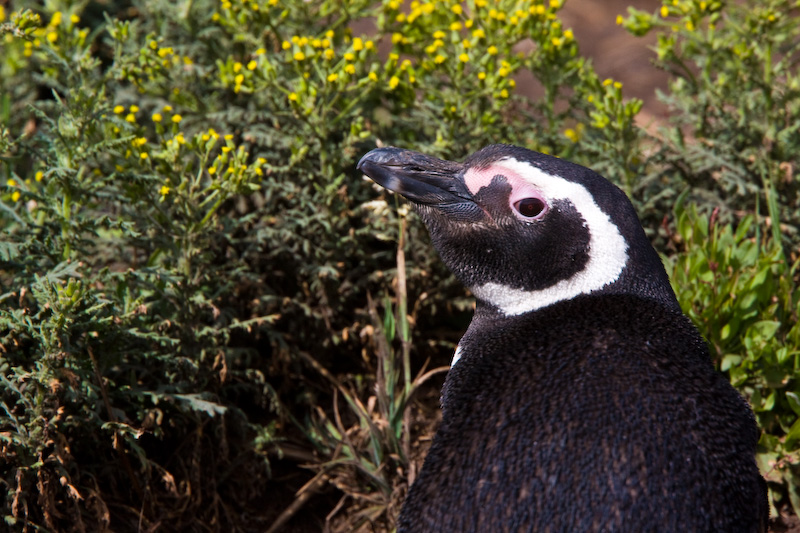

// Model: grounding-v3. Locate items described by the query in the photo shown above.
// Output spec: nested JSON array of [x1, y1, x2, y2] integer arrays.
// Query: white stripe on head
[[465, 157, 629, 316]]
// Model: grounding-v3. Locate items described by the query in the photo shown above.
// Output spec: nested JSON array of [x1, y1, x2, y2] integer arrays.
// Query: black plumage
[[358, 144, 768, 532]]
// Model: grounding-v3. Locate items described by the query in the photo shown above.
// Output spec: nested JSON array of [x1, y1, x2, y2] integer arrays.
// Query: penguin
[[357, 144, 768, 532]]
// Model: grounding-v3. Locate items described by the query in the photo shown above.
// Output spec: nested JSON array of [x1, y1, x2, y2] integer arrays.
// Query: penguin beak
[[358, 147, 474, 206]]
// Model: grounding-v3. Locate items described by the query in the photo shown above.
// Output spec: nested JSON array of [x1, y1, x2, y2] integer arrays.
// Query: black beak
[[357, 147, 473, 206]]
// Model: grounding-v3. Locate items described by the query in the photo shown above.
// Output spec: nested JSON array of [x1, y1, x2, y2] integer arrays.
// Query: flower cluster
[[1, 8, 89, 75]]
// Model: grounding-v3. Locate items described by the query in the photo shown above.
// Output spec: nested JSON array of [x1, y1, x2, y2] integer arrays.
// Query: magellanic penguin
[[357, 144, 768, 533]]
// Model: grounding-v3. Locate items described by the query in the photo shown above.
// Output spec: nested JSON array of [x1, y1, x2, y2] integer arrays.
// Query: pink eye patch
[[464, 163, 549, 221]]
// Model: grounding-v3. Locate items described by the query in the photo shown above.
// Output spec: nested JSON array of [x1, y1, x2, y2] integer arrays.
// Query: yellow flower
[[365, 40, 374, 50], [11, 191, 20, 202], [35, 171, 44, 182], [70, 14, 80, 24], [487, 45, 498, 55], [172, 114, 183, 123], [325, 30, 334, 39], [140, 152, 148, 160], [0, 6, 5, 22], [602, 78, 613, 86], [6, 179, 17, 187], [465, 19, 473, 28], [293, 51, 305, 61], [247, 60, 257, 70], [564, 128, 579, 143], [113, 105, 125, 114], [175, 133, 186, 144], [616, 14, 624, 25], [353, 37, 364, 51], [477, 71, 486, 80], [614, 81, 622, 89], [368, 72, 378, 82], [551, 37, 562, 47], [222, 146, 231, 153], [345, 64, 356, 75], [499, 89, 509, 98], [451, 4, 462, 15], [564, 29, 574, 40], [152, 113, 162, 122], [434, 54, 446, 64], [255, 48, 266, 55], [46, 32, 58, 43], [282, 40, 291, 50], [130, 105, 140, 113], [392, 32, 404, 44], [125, 113, 136, 123], [344, 52, 355, 61], [327, 73, 339, 82], [389, 76, 400, 89], [163, 105, 173, 112], [160, 185, 170, 196], [323, 49, 334, 60], [208, 166, 217, 175], [551, 0, 561, 8], [51, 12, 63, 26], [433, 30, 446, 40], [498, 67, 509, 77], [685, 19, 695, 31], [288, 92, 298, 101], [459, 53, 469, 63], [472, 28, 485, 39], [660, 5, 669, 17], [450, 21, 462, 31]]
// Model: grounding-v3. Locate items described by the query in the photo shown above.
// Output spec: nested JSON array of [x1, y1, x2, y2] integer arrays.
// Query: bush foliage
[[0, 0, 798, 531]]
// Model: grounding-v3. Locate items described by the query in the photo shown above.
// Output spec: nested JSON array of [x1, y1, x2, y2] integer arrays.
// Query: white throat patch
[[465, 158, 629, 316]]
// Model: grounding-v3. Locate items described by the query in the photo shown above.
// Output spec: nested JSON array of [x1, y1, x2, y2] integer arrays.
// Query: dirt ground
[[559, 0, 670, 119]]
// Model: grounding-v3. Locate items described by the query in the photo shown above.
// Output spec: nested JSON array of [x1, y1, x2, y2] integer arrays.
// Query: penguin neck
[[469, 279, 681, 323]]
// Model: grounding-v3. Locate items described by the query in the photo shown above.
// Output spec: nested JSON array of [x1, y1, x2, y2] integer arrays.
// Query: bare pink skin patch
[[464, 163, 549, 221]]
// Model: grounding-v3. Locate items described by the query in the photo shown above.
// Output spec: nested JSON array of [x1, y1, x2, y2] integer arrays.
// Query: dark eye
[[513, 197, 546, 218]]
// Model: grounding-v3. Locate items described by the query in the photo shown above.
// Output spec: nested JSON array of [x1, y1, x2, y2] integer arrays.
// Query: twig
[[265, 470, 330, 533]]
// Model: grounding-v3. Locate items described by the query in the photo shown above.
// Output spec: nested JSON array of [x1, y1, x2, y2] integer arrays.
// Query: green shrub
[[621, 0, 800, 517], [665, 203, 800, 514], [2, 0, 798, 529], [620, 0, 800, 246], [0, 0, 640, 530]]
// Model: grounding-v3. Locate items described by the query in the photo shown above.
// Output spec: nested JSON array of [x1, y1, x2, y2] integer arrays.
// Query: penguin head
[[358, 144, 679, 316]]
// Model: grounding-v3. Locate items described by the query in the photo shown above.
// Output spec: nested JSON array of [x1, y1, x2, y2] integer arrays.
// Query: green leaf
[[787, 392, 800, 418], [173, 393, 228, 417]]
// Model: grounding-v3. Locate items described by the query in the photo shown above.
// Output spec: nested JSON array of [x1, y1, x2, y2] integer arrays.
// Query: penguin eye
[[513, 197, 546, 219]]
